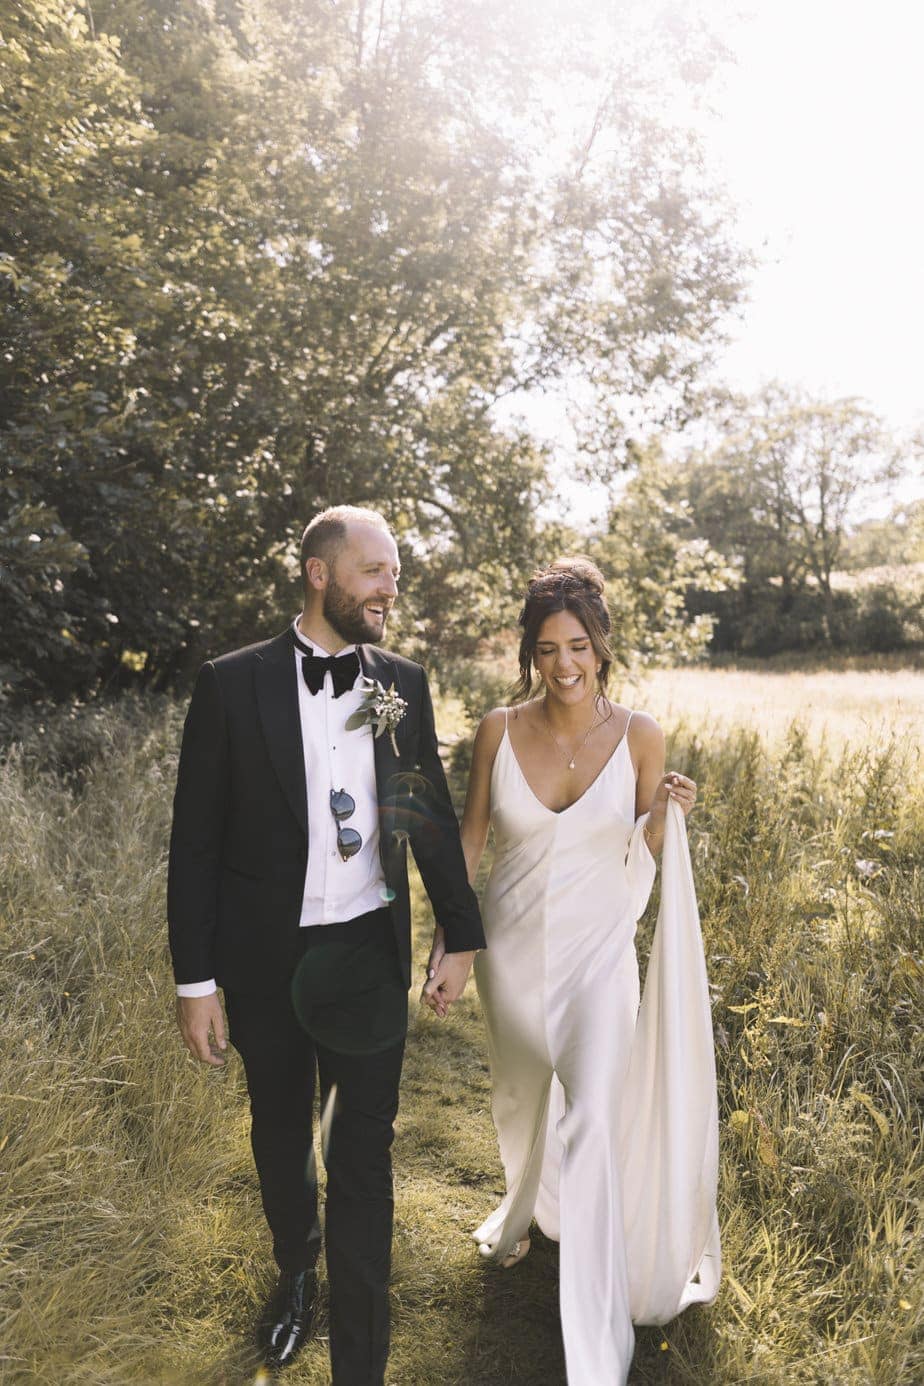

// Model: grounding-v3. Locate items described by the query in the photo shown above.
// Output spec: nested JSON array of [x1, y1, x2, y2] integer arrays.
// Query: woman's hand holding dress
[[643, 772, 697, 853]]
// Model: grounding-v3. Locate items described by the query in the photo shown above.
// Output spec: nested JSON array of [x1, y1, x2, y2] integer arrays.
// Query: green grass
[[0, 679, 921, 1384]]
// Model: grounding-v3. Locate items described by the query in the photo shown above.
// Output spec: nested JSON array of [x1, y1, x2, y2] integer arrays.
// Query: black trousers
[[225, 908, 407, 1386]]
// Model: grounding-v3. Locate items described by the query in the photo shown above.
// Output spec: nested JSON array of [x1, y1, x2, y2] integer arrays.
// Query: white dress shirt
[[176, 622, 387, 998]]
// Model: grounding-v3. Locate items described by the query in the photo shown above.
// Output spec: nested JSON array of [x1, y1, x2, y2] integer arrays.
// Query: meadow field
[[635, 664, 924, 753], [1, 669, 921, 1384]]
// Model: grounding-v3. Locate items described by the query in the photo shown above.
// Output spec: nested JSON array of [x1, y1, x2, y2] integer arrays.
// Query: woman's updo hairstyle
[[513, 556, 615, 702]]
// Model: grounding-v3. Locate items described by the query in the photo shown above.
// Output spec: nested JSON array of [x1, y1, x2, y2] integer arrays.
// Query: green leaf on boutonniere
[[345, 676, 408, 755]]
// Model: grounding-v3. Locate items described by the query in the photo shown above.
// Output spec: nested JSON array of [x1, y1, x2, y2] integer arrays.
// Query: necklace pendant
[[568, 758, 576, 770]]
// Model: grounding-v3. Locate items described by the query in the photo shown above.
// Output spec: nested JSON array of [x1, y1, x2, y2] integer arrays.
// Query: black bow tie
[[300, 648, 361, 698]]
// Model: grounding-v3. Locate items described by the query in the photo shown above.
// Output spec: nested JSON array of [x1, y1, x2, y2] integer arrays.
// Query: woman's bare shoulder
[[595, 699, 660, 735], [625, 708, 665, 754], [627, 707, 663, 736], [472, 706, 509, 759]]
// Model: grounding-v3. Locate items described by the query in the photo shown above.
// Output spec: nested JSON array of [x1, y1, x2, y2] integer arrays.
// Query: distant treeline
[[579, 400, 921, 667], [669, 385, 922, 658], [690, 562, 924, 658], [666, 389, 923, 657]]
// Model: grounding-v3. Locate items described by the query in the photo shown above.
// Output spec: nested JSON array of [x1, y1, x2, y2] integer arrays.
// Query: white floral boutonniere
[[345, 676, 408, 755]]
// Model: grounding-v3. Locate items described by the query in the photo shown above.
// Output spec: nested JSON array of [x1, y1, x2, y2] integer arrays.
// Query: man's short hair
[[300, 505, 392, 586]]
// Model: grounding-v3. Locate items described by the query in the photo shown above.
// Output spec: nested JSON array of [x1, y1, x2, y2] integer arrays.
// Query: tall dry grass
[[0, 679, 921, 1384]]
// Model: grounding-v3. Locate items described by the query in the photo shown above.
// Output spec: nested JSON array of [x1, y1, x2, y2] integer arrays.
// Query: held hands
[[421, 923, 475, 1019], [176, 993, 228, 1066]]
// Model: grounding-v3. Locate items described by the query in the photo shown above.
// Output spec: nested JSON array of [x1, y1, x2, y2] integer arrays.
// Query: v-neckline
[[503, 725, 631, 816]]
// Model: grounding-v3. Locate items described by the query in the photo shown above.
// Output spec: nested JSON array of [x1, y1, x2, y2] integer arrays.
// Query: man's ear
[[304, 556, 328, 591]]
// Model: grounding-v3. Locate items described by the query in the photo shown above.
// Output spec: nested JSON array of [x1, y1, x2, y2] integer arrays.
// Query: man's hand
[[176, 993, 228, 1066], [421, 949, 475, 1019]]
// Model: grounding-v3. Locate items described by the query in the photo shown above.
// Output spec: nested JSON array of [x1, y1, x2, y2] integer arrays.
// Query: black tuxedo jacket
[[167, 630, 485, 995]]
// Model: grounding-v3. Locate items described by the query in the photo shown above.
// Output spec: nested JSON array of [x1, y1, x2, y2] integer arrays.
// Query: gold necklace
[[541, 699, 599, 771]]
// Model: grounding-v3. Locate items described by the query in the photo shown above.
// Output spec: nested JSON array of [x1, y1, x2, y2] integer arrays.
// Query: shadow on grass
[[457, 1230, 565, 1385], [456, 1230, 720, 1386], [629, 1306, 722, 1386]]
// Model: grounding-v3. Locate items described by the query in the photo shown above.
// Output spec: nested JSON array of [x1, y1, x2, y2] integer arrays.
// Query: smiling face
[[533, 608, 601, 706], [315, 520, 401, 646]]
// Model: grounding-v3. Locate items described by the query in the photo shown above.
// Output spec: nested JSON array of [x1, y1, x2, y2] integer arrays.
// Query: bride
[[424, 557, 720, 1385]]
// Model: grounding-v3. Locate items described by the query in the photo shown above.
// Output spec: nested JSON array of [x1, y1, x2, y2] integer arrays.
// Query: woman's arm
[[629, 712, 697, 855], [459, 707, 507, 884], [423, 708, 505, 1013]]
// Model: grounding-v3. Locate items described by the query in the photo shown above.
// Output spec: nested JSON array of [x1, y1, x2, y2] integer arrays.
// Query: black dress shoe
[[260, 1269, 317, 1368]]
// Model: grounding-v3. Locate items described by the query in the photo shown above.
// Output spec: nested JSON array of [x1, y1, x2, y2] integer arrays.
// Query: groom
[[167, 505, 484, 1381]]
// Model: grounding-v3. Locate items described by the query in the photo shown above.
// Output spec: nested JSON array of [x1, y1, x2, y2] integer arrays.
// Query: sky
[[528, 0, 924, 525], [701, 0, 923, 433]]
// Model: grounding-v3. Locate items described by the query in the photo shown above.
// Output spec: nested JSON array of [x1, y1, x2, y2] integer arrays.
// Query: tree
[[1, 0, 746, 697], [590, 442, 736, 666], [682, 385, 903, 647]]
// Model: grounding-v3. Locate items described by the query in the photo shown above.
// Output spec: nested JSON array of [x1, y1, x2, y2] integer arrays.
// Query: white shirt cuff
[[176, 979, 218, 998]]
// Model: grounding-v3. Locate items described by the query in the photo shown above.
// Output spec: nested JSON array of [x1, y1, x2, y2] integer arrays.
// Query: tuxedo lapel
[[358, 644, 403, 789], [359, 645, 407, 875], [255, 631, 308, 838]]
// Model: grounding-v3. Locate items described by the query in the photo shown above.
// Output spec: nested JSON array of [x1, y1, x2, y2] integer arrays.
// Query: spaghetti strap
[[624, 709, 634, 736], [504, 706, 510, 731]]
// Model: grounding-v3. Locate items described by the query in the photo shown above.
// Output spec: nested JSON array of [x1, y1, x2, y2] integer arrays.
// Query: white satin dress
[[473, 711, 721, 1385]]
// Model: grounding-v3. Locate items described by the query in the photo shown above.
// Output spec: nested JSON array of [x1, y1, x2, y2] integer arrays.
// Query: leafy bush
[[846, 576, 924, 653], [692, 566, 924, 657]]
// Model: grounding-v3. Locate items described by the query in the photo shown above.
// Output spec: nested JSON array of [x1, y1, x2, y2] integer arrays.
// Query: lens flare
[[304, 1144, 317, 1184], [290, 938, 407, 1054], [320, 1082, 338, 1163]]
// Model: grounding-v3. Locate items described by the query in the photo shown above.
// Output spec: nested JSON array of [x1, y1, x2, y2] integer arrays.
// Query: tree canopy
[[1, 0, 746, 696]]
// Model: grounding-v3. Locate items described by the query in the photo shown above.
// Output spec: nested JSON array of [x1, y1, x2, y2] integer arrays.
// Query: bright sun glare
[[509, 0, 923, 523]]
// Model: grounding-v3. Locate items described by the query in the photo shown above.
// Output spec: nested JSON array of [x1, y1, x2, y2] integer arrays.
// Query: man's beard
[[323, 574, 386, 645]]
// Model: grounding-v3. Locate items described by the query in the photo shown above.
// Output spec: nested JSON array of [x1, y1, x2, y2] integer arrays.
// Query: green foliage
[[688, 568, 924, 658], [591, 443, 738, 666], [837, 568, 924, 654], [841, 502, 924, 570], [680, 385, 908, 653], [1, 0, 745, 698]]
